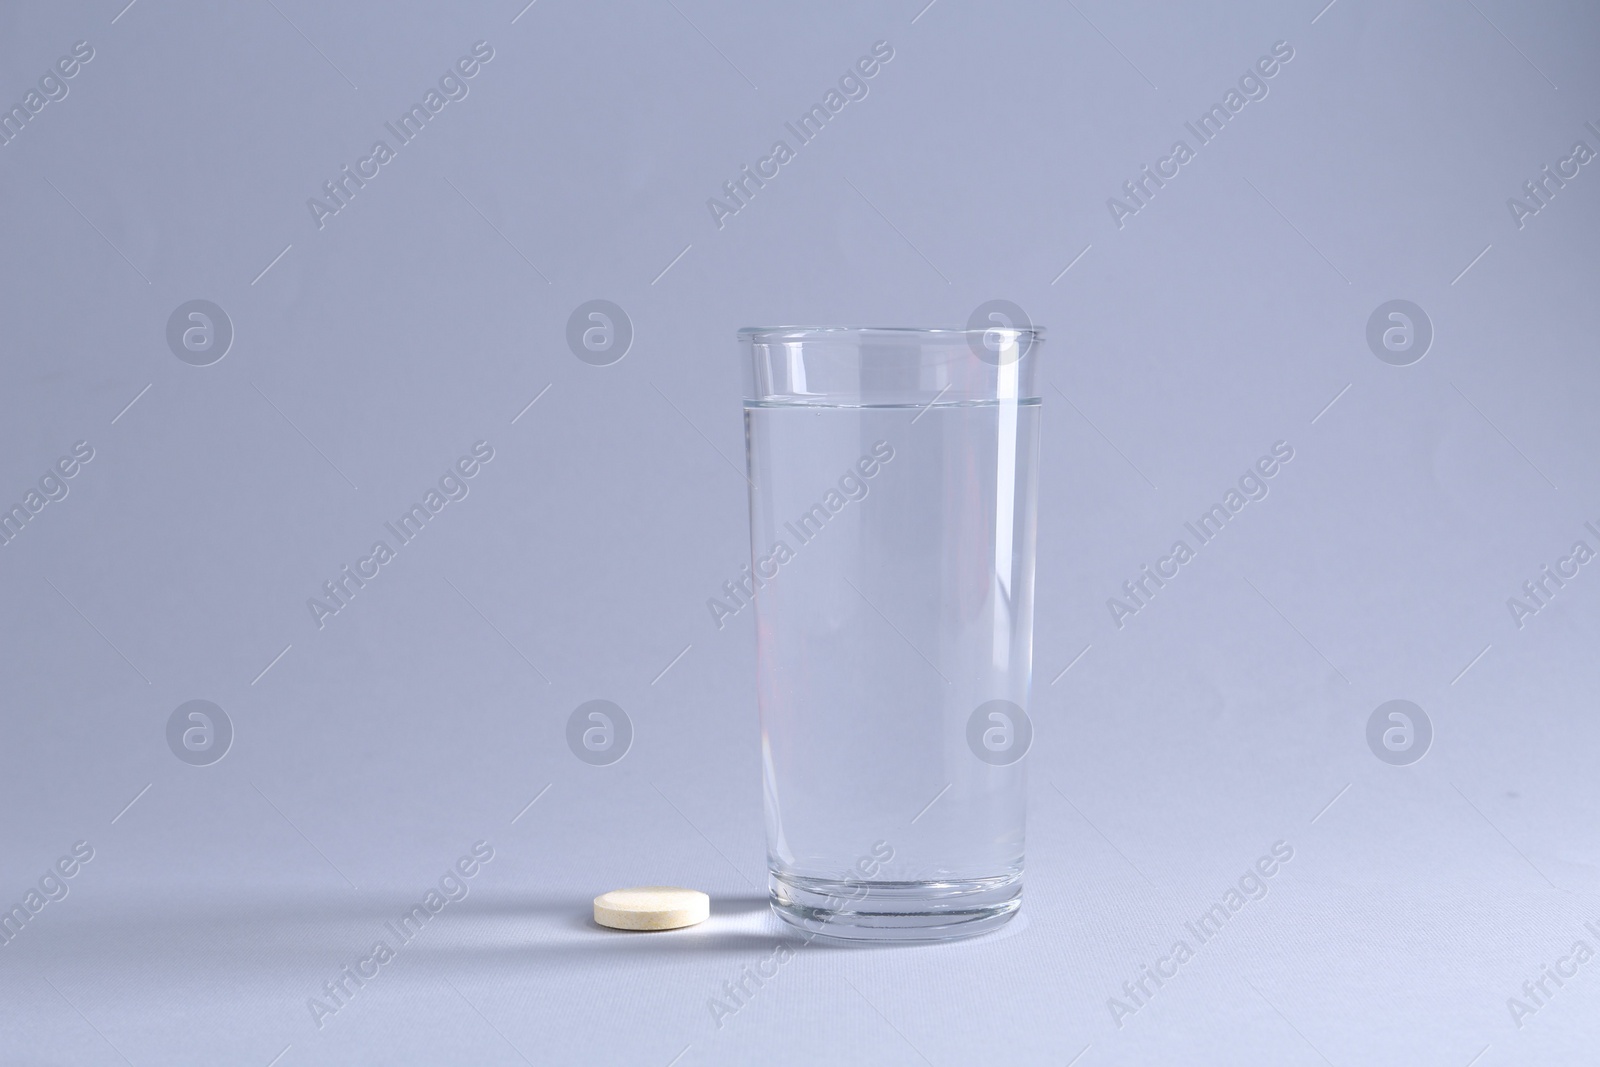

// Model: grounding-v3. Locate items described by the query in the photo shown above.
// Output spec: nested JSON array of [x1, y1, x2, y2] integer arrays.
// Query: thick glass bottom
[[769, 870, 1022, 942]]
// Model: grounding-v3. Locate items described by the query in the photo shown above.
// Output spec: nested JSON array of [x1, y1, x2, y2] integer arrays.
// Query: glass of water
[[740, 325, 1043, 940]]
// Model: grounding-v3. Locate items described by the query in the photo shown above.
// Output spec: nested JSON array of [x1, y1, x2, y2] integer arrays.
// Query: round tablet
[[593, 887, 710, 931]]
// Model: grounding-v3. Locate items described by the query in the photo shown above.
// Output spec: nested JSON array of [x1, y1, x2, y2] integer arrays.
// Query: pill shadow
[[411, 891, 900, 960], [709, 893, 772, 917]]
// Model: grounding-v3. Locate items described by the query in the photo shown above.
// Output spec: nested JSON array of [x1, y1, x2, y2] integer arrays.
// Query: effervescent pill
[[593, 887, 710, 931]]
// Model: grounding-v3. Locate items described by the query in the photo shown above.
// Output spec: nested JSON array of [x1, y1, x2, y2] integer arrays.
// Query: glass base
[[769, 870, 1022, 942]]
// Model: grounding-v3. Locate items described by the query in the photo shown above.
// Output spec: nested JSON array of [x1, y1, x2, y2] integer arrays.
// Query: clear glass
[[740, 325, 1043, 941]]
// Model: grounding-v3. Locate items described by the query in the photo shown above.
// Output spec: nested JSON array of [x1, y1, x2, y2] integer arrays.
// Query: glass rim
[[737, 325, 1045, 343]]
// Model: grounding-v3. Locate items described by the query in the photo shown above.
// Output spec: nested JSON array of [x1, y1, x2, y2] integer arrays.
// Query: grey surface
[[1, 0, 1598, 1063]]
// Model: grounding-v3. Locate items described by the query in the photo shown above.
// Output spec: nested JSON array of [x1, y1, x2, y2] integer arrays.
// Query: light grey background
[[2, 0, 1597, 1063]]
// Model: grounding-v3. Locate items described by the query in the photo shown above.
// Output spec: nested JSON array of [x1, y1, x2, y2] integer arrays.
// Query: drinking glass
[[740, 325, 1042, 940]]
